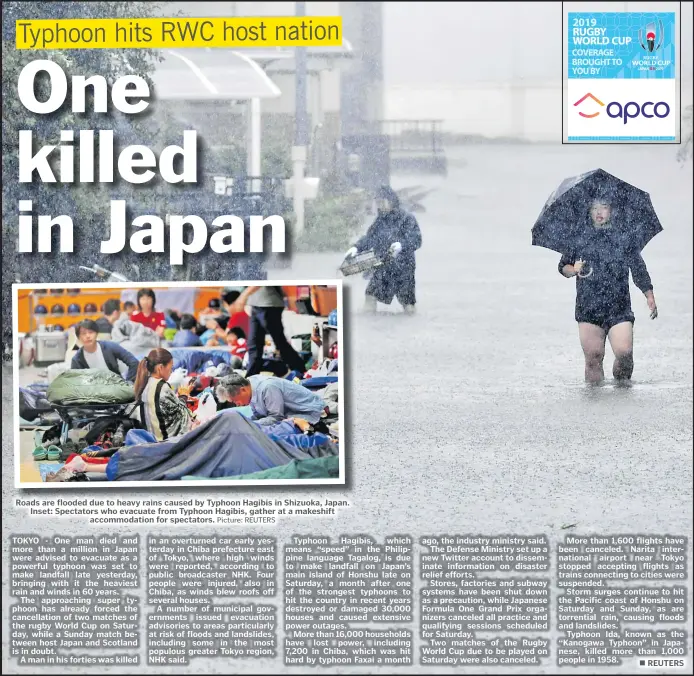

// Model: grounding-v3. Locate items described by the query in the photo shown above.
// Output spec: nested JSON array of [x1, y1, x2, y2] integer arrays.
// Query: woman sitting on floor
[[131, 348, 196, 441]]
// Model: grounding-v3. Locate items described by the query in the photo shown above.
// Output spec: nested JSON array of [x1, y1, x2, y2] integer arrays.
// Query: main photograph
[[14, 281, 344, 487]]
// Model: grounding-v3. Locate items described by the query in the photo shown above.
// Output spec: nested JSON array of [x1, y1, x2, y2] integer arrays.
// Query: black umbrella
[[532, 169, 663, 255]]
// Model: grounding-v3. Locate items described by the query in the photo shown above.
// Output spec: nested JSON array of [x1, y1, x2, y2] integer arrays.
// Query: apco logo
[[574, 93, 671, 124], [574, 92, 604, 117], [639, 19, 664, 52]]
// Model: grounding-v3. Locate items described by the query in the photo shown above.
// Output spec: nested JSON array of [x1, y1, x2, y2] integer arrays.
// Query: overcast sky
[[162, 2, 692, 86], [383, 1, 693, 86]]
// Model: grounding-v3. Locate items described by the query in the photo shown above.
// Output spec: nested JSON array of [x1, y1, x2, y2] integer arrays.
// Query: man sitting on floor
[[215, 373, 326, 427], [71, 319, 139, 382]]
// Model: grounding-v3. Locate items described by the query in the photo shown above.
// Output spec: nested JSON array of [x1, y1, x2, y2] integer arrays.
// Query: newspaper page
[[2, 1, 692, 675]]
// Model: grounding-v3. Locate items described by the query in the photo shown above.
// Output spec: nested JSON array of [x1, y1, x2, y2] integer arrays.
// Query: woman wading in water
[[559, 198, 658, 385]]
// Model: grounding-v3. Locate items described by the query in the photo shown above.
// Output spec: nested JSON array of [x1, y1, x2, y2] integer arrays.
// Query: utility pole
[[292, 1, 309, 236]]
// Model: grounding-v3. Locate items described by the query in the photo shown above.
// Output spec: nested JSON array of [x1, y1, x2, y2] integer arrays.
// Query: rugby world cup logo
[[639, 20, 664, 52]]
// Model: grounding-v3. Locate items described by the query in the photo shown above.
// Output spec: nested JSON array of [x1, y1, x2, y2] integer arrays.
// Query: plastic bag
[[306, 358, 336, 378], [196, 389, 218, 423], [168, 368, 188, 392], [19, 387, 53, 422]]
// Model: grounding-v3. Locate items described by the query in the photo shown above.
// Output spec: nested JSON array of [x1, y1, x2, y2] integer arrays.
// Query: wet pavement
[[3, 142, 692, 674], [271, 143, 693, 538]]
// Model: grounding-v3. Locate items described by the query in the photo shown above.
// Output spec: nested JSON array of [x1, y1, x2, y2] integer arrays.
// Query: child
[[225, 327, 247, 358], [123, 301, 136, 317], [172, 314, 202, 347]]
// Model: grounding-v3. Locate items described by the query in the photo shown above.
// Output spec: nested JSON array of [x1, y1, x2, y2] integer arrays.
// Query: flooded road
[[272, 143, 693, 536]]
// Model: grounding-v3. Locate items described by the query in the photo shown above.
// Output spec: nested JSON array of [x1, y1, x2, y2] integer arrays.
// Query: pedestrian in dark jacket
[[344, 185, 423, 314], [71, 319, 140, 382], [559, 197, 658, 384]]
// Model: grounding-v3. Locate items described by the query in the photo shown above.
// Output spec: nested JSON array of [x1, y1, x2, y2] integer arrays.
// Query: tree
[[2, 2, 163, 356]]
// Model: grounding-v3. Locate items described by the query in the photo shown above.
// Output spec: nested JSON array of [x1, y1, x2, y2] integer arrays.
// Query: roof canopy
[[151, 49, 281, 100]]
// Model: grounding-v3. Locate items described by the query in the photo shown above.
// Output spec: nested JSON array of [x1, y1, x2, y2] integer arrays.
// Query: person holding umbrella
[[532, 169, 661, 385], [558, 197, 658, 384]]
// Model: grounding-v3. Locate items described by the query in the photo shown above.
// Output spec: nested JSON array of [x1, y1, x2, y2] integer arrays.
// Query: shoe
[[403, 305, 416, 315], [32, 447, 47, 461], [46, 445, 62, 461]]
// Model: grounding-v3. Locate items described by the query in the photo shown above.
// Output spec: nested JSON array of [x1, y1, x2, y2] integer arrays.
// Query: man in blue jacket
[[215, 373, 326, 427], [71, 319, 140, 382]]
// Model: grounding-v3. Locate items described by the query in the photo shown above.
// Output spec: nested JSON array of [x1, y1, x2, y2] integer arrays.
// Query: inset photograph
[[14, 282, 343, 487]]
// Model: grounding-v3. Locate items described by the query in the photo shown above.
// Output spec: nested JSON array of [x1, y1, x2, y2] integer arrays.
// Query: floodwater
[[2, 143, 692, 675], [277, 143, 693, 537]]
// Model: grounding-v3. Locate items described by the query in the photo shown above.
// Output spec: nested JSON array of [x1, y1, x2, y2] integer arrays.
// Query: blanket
[[111, 316, 160, 354], [182, 455, 340, 481], [111, 410, 338, 481]]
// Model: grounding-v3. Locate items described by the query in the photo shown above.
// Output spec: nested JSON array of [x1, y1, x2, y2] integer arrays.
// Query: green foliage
[[294, 192, 369, 253], [262, 144, 292, 177]]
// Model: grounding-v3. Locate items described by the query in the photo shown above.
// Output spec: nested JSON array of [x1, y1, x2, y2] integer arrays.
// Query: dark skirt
[[365, 259, 416, 306]]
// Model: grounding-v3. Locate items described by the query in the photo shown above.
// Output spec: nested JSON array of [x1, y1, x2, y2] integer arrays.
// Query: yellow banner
[[15, 16, 342, 49]]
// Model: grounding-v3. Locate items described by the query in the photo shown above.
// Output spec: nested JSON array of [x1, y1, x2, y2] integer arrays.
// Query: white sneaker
[[403, 305, 416, 315]]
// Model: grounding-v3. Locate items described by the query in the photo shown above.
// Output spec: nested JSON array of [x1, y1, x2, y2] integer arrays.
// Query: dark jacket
[[355, 187, 422, 263], [354, 192, 422, 305], [71, 340, 139, 382], [558, 226, 653, 317], [356, 208, 422, 264]]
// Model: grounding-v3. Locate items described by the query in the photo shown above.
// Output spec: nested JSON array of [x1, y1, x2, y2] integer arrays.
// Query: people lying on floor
[[60, 409, 337, 481], [130, 348, 197, 441], [130, 288, 166, 336], [71, 320, 139, 382], [215, 373, 327, 427], [94, 299, 121, 337], [172, 314, 202, 347]]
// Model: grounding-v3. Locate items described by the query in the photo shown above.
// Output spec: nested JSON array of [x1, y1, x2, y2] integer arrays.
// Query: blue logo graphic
[[568, 12, 676, 79]]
